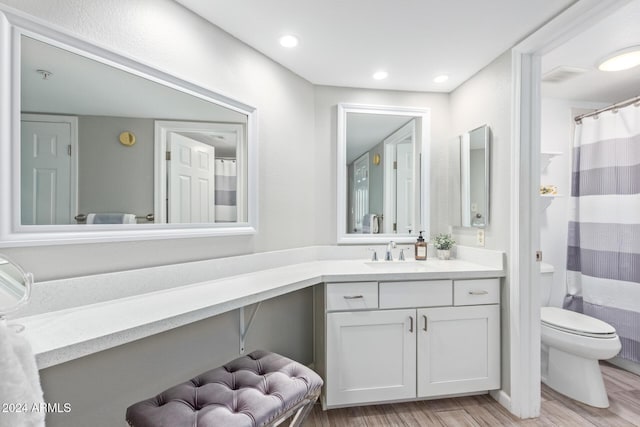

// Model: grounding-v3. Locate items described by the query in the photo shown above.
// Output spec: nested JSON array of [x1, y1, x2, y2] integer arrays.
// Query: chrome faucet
[[385, 241, 396, 261]]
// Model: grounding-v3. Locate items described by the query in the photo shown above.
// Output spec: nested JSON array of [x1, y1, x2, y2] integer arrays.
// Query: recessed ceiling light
[[373, 71, 388, 80], [433, 75, 449, 83], [598, 46, 640, 71], [279, 35, 299, 48]]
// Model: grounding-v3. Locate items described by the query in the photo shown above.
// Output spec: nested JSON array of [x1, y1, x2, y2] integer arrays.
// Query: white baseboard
[[490, 389, 512, 413], [608, 357, 640, 376]]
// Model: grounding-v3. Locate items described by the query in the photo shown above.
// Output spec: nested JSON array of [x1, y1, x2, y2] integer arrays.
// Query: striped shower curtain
[[214, 159, 237, 222], [564, 101, 640, 362]]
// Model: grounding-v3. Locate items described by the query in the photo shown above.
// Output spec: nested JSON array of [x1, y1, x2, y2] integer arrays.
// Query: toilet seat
[[541, 307, 617, 339]]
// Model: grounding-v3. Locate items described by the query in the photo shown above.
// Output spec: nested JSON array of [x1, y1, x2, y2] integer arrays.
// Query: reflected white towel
[[0, 321, 45, 427], [362, 214, 379, 234], [87, 213, 136, 224]]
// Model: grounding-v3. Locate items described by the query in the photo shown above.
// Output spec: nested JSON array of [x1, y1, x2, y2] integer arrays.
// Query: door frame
[[20, 113, 78, 224], [154, 120, 245, 224], [507, 0, 631, 418], [383, 120, 415, 234]]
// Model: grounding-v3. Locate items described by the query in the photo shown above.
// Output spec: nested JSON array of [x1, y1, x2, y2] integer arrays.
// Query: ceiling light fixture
[[433, 75, 449, 83], [279, 35, 299, 48], [373, 71, 388, 80], [597, 46, 640, 71]]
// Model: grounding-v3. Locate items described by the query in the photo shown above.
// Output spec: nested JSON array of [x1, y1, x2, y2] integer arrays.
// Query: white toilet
[[539, 263, 621, 408]]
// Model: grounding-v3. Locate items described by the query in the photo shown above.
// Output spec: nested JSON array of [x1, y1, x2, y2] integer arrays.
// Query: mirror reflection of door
[[384, 120, 415, 234], [167, 133, 216, 223], [20, 114, 77, 225], [351, 153, 369, 232]]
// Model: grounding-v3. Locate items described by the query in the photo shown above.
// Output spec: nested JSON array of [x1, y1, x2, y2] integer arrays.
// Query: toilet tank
[[540, 262, 554, 306]]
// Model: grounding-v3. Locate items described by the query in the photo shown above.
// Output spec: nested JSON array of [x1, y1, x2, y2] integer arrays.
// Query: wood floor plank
[[607, 390, 640, 426], [602, 363, 640, 393], [540, 400, 598, 427], [434, 409, 481, 427], [359, 404, 405, 426], [464, 404, 520, 426], [389, 401, 446, 427], [540, 384, 635, 427], [309, 363, 640, 426]]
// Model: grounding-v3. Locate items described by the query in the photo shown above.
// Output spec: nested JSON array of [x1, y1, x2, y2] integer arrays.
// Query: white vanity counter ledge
[[16, 257, 504, 369]]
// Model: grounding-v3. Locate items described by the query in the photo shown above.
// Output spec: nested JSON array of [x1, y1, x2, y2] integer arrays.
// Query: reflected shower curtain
[[564, 101, 640, 362], [214, 159, 237, 222]]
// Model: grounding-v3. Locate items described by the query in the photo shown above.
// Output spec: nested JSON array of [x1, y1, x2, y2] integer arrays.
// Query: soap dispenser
[[415, 231, 427, 260]]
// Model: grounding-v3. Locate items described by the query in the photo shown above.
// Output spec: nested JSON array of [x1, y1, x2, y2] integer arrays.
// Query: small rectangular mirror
[[459, 125, 490, 227]]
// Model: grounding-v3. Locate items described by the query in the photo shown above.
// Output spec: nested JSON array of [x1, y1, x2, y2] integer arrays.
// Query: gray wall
[[78, 116, 154, 217], [449, 50, 513, 394]]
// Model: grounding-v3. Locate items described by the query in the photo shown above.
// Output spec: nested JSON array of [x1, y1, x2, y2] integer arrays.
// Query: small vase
[[437, 249, 451, 260]]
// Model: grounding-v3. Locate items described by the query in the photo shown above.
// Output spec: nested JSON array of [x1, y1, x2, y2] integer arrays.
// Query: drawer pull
[[423, 315, 428, 332], [468, 290, 489, 295], [409, 316, 414, 333], [343, 295, 364, 300]]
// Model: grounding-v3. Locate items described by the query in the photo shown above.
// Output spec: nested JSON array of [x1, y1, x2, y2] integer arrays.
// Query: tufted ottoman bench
[[126, 350, 323, 427]]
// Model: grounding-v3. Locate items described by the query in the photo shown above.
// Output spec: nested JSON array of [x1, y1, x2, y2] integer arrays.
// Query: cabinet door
[[417, 305, 500, 397], [326, 309, 416, 407]]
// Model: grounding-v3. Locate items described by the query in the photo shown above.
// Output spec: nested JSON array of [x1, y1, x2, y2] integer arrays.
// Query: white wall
[[540, 98, 606, 307], [313, 85, 451, 243], [449, 51, 513, 394], [1, 0, 317, 281]]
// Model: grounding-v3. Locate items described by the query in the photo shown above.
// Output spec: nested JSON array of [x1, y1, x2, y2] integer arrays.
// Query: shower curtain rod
[[574, 94, 640, 123]]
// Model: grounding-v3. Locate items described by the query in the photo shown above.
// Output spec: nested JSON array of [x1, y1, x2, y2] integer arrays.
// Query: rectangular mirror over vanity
[[337, 104, 430, 244], [0, 11, 258, 245]]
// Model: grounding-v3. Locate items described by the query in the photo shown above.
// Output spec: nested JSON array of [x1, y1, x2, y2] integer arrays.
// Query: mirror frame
[[337, 103, 430, 244], [0, 9, 258, 246]]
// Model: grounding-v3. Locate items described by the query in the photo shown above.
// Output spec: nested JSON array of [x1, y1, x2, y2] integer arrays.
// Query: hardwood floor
[[307, 363, 640, 426]]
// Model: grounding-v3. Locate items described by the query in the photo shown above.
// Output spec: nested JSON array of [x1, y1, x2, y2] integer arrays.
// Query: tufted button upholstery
[[126, 350, 323, 427]]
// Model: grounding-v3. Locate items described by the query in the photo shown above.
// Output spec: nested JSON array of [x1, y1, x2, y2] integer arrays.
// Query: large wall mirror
[[0, 11, 257, 245], [337, 104, 430, 244], [450, 125, 490, 228]]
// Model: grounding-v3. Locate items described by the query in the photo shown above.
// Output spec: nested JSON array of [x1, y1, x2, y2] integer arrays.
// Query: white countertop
[[13, 248, 505, 369]]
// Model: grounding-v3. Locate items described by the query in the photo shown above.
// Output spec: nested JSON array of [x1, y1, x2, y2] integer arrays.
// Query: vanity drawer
[[379, 280, 452, 309], [326, 282, 378, 311], [454, 279, 500, 306]]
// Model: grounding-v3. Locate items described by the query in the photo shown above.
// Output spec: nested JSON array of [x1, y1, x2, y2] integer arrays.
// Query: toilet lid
[[541, 307, 617, 338]]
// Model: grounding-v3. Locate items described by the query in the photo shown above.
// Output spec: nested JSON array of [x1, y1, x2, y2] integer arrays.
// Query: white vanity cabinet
[[326, 309, 416, 406], [318, 278, 501, 408]]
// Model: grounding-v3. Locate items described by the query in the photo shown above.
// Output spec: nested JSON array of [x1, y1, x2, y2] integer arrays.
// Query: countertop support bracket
[[239, 302, 262, 354]]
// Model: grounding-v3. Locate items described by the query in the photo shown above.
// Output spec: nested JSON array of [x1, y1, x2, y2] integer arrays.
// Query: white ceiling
[[176, 0, 575, 92], [542, 1, 640, 103]]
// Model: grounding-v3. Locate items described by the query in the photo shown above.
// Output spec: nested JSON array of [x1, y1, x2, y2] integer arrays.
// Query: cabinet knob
[[468, 290, 489, 295], [409, 316, 414, 333], [343, 295, 364, 300], [423, 315, 428, 332]]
